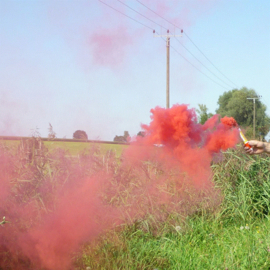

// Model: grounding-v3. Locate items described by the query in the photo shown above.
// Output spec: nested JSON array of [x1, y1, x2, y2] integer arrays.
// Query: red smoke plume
[[89, 26, 133, 68], [221, 116, 238, 128], [0, 104, 239, 269], [19, 174, 120, 270], [136, 105, 239, 187]]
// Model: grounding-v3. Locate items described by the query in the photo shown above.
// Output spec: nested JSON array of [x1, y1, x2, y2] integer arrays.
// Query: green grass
[[76, 147, 270, 270], [0, 139, 127, 156], [44, 140, 127, 156], [79, 217, 270, 269]]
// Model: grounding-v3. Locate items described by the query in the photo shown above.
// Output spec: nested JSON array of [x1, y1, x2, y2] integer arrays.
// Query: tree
[[216, 87, 270, 139], [73, 130, 88, 140], [48, 123, 56, 139], [137, 131, 145, 137], [196, 104, 213, 125], [113, 131, 130, 143]]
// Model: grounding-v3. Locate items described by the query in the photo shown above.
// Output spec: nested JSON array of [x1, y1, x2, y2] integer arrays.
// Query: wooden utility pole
[[166, 36, 170, 109], [247, 96, 261, 138], [153, 29, 183, 109]]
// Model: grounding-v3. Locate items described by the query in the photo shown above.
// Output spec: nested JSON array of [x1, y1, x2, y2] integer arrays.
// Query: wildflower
[[245, 225, 249, 230], [175, 226, 181, 232], [240, 226, 244, 230]]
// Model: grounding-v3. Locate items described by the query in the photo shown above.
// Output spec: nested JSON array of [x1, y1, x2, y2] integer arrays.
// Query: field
[[0, 138, 127, 156], [0, 136, 270, 269]]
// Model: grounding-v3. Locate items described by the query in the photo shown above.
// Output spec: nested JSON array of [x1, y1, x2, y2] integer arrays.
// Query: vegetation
[[76, 147, 270, 269], [196, 104, 213, 125], [73, 130, 88, 140], [114, 131, 130, 142], [137, 131, 145, 137], [0, 136, 270, 269], [48, 123, 57, 139], [0, 139, 127, 156], [216, 87, 270, 139]]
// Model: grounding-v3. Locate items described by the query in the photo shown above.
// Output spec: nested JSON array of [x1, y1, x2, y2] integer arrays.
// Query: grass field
[[0, 138, 270, 269], [79, 216, 270, 269], [0, 138, 127, 156]]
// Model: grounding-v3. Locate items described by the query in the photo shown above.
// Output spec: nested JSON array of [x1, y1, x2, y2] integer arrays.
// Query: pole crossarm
[[153, 33, 183, 38], [247, 97, 261, 102]]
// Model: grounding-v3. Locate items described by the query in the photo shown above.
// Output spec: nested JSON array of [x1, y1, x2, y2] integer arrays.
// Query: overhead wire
[[169, 43, 230, 90], [115, 0, 231, 90], [99, 0, 231, 90], [98, 0, 153, 30], [116, 0, 166, 31], [135, 0, 238, 88], [183, 32, 238, 88], [174, 37, 235, 89]]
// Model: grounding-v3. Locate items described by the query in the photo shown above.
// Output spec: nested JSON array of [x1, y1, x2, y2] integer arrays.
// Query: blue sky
[[0, 0, 269, 140]]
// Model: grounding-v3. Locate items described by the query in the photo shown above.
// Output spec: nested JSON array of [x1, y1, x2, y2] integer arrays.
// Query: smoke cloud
[[89, 26, 133, 68], [0, 104, 239, 269]]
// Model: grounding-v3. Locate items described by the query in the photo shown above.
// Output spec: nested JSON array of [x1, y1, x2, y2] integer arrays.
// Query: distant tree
[[216, 87, 270, 139], [196, 104, 213, 125], [114, 131, 130, 143], [137, 131, 145, 137], [73, 130, 88, 140], [48, 123, 56, 139]]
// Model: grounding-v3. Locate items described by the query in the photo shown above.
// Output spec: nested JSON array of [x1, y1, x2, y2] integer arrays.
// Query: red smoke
[[0, 104, 239, 269], [136, 105, 239, 187], [19, 174, 120, 270], [89, 26, 133, 68], [221, 116, 238, 128]]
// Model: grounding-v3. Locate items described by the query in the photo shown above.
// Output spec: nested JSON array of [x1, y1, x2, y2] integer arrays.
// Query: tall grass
[[213, 146, 270, 222], [78, 146, 270, 270], [1, 137, 270, 269]]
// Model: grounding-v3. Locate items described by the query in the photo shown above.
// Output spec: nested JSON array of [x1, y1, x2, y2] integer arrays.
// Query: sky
[[0, 0, 269, 141]]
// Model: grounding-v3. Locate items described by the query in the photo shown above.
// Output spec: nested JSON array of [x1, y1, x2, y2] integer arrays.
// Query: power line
[[170, 44, 230, 90], [98, 0, 231, 91], [116, 0, 166, 31], [115, 1, 231, 95], [98, 0, 153, 30], [157, 34, 230, 90], [116, 0, 232, 89], [135, 0, 238, 88], [175, 37, 235, 89], [183, 32, 238, 88], [136, 0, 179, 29]]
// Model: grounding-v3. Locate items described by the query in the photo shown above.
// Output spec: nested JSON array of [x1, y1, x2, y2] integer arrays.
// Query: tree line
[[197, 87, 270, 139]]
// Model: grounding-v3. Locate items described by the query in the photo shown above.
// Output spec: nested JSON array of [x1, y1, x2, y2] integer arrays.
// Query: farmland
[[0, 136, 128, 156]]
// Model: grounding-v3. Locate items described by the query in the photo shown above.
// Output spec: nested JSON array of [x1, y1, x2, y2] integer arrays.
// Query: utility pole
[[153, 29, 183, 109], [247, 96, 262, 138]]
